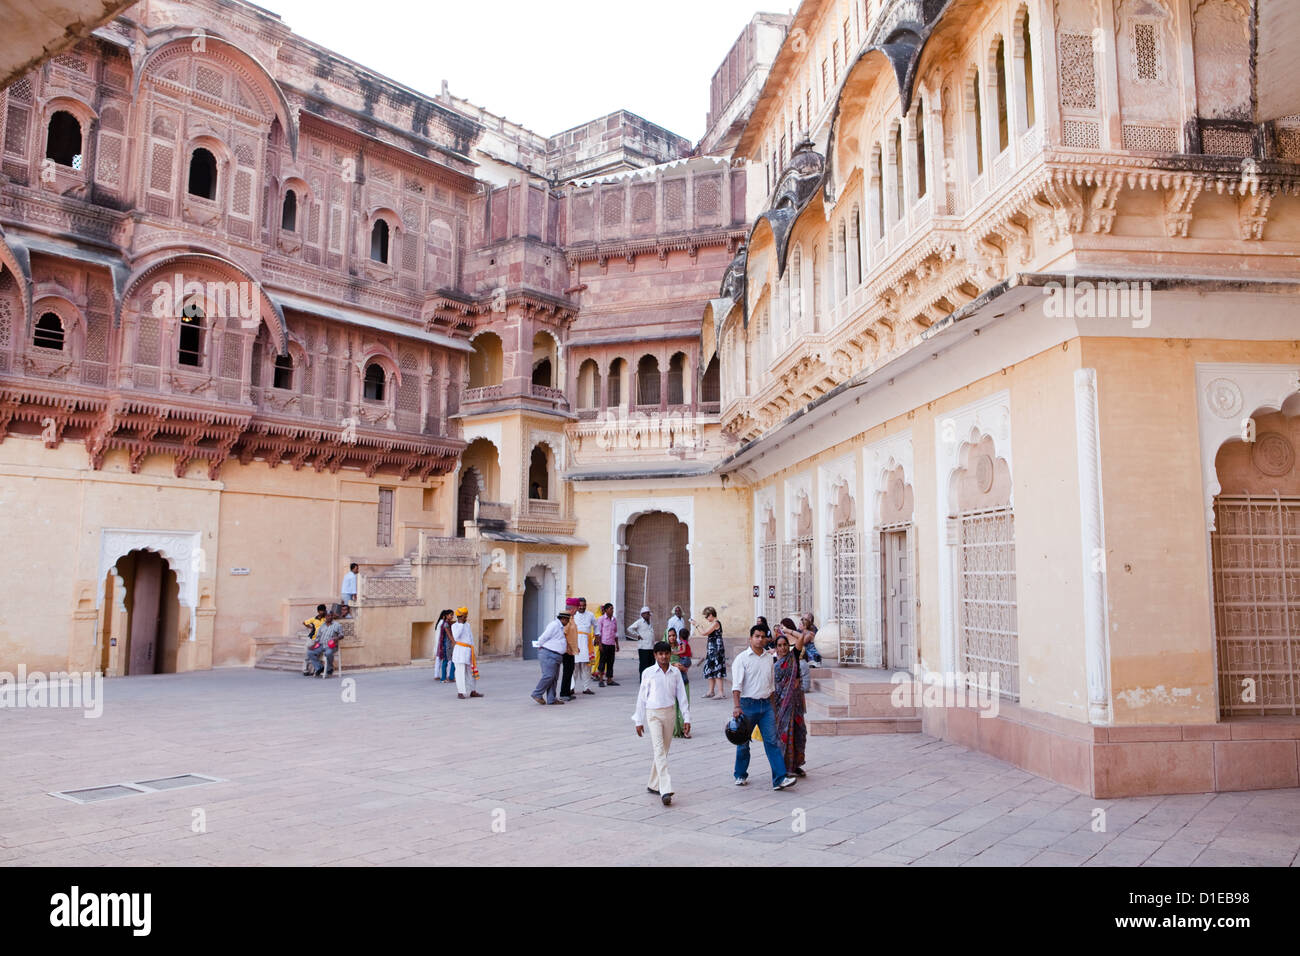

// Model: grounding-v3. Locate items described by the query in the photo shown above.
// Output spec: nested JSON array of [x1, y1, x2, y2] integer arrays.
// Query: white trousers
[[574, 662, 592, 692], [455, 662, 476, 695], [645, 706, 675, 795]]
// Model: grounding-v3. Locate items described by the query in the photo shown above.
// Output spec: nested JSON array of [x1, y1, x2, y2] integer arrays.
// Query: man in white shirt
[[572, 597, 597, 696], [666, 606, 688, 642], [627, 606, 656, 676], [451, 607, 483, 700], [731, 625, 796, 791], [634, 640, 691, 806], [531, 608, 571, 705], [340, 563, 358, 608]]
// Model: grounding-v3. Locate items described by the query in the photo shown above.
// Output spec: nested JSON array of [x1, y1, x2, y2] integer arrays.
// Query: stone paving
[[3, 660, 1299, 867]]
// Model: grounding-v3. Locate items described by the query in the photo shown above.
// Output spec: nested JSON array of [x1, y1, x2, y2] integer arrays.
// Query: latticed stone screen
[[762, 542, 779, 623], [782, 536, 815, 619], [958, 508, 1019, 699], [1213, 496, 1300, 716], [829, 528, 863, 663], [1058, 34, 1098, 110]]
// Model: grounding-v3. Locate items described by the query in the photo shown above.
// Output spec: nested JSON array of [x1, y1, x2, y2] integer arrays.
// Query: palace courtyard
[[3, 661, 1298, 867]]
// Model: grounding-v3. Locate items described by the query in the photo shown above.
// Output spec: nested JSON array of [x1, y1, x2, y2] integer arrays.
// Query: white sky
[[257, 0, 778, 142]]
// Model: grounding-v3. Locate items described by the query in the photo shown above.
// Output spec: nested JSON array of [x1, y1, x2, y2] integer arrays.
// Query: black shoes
[[661, 793, 673, 806]]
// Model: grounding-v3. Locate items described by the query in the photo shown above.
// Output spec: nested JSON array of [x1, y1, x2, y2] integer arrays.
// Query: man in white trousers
[[451, 606, 483, 699], [634, 640, 691, 806], [572, 596, 597, 696]]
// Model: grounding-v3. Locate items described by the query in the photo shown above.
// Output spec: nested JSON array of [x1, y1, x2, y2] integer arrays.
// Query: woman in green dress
[[667, 628, 692, 738]]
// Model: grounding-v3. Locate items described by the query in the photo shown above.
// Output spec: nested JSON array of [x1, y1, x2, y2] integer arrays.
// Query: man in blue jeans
[[531, 608, 571, 705], [731, 625, 797, 791]]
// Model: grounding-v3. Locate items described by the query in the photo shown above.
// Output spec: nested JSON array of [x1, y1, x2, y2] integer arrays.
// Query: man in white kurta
[[451, 607, 482, 699], [572, 597, 597, 695], [633, 641, 691, 806]]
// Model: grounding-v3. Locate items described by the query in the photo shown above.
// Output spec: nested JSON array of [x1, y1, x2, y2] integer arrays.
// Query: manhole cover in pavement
[[53, 784, 149, 804], [134, 774, 218, 790]]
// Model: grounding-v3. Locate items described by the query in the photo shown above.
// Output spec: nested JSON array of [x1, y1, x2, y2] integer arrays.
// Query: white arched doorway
[[522, 563, 558, 660], [96, 529, 203, 675]]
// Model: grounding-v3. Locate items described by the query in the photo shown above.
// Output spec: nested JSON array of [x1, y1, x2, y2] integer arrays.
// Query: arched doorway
[[622, 512, 690, 637], [521, 563, 558, 660], [1211, 398, 1300, 716], [457, 467, 482, 537], [108, 550, 181, 675]]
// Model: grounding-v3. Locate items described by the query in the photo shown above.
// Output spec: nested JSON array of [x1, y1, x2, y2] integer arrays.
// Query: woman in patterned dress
[[773, 632, 807, 777], [695, 606, 726, 698]]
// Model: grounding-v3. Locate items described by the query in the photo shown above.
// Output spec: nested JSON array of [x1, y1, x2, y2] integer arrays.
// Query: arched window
[[848, 207, 862, 287], [273, 353, 294, 390], [188, 148, 217, 199], [667, 352, 686, 405], [701, 354, 720, 405], [1019, 8, 1036, 130], [178, 300, 204, 366], [529, 446, 550, 500], [812, 248, 822, 330], [608, 358, 625, 408], [970, 69, 985, 176], [915, 105, 928, 199], [791, 247, 804, 327], [45, 111, 82, 169], [836, 221, 848, 298], [363, 362, 386, 401], [34, 312, 64, 350], [994, 38, 1009, 153], [893, 124, 905, 221], [468, 332, 503, 388], [577, 359, 600, 410], [636, 355, 660, 406], [871, 145, 885, 239], [281, 190, 298, 232], [370, 220, 390, 264], [531, 331, 557, 388]]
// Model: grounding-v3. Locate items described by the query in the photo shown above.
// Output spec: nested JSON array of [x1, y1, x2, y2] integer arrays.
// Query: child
[[667, 629, 692, 739]]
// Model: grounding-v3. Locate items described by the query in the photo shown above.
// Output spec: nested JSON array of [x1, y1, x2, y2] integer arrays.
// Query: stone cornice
[[563, 228, 747, 266]]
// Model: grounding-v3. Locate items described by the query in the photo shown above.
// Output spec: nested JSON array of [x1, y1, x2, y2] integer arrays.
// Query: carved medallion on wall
[[887, 475, 906, 513], [975, 454, 996, 494], [1205, 377, 1244, 418], [1253, 433, 1295, 477]]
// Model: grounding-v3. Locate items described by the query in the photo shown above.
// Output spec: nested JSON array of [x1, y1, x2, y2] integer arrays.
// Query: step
[[806, 715, 922, 736]]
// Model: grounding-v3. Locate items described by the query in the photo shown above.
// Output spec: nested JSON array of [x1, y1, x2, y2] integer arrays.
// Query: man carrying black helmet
[[730, 626, 797, 791]]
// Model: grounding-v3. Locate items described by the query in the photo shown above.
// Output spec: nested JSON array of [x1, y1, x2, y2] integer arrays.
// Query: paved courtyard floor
[[3, 660, 1299, 867]]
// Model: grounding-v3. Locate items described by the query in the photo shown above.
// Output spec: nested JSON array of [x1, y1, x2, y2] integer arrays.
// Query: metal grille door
[[761, 543, 778, 622], [830, 528, 864, 663], [958, 508, 1018, 699], [1213, 495, 1300, 716], [782, 536, 814, 617]]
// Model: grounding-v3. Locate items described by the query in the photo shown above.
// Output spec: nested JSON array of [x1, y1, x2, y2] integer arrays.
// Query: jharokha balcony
[[0, 339, 464, 482]]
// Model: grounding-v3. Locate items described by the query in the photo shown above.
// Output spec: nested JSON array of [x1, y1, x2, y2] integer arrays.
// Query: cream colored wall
[[0, 435, 458, 672], [742, 341, 1091, 721], [1083, 337, 1300, 724], [569, 484, 753, 643]]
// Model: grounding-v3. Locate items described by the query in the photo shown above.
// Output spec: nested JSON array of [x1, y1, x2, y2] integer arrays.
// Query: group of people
[[530, 597, 620, 704], [298, 563, 362, 677], [433, 607, 484, 699], [633, 608, 821, 806]]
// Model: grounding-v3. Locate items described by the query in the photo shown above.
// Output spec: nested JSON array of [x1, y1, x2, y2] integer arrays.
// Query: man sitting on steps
[[306, 612, 342, 677], [302, 604, 327, 676]]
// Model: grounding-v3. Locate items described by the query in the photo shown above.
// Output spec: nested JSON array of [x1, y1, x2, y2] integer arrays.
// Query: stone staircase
[[804, 666, 922, 736]]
